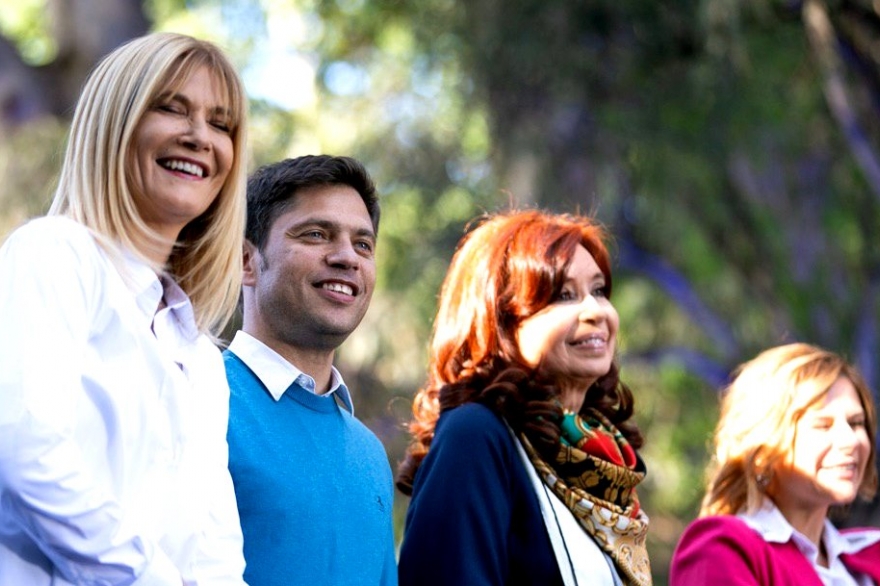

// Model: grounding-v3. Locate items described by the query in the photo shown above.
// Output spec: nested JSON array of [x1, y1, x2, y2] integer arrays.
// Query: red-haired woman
[[396, 210, 652, 586]]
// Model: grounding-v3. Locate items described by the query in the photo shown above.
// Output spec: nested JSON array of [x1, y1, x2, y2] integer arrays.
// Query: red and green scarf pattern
[[521, 407, 652, 586]]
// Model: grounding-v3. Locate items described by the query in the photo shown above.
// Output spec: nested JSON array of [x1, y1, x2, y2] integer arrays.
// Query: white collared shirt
[[739, 499, 880, 586], [227, 330, 354, 414], [0, 217, 246, 586]]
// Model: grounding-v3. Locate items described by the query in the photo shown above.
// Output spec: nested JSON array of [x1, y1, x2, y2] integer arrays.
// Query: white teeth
[[323, 282, 353, 296], [575, 336, 604, 348], [162, 159, 204, 178], [827, 463, 857, 472]]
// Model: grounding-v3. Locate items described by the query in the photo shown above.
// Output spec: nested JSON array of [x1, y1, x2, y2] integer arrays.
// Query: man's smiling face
[[244, 184, 377, 353]]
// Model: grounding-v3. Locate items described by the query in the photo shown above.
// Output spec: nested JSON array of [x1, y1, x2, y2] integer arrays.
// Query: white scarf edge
[[509, 426, 623, 586]]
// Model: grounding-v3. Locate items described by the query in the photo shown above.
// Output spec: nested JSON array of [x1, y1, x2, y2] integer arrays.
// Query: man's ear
[[242, 240, 259, 287]]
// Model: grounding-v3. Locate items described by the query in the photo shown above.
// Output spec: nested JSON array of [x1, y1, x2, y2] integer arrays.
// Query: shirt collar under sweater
[[738, 499, 880, 586], [227, 330, 354, 414]]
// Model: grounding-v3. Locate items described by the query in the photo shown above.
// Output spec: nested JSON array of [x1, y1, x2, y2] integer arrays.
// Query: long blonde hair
[[49, 32, 248, 336], [700, 342, 878, 517]]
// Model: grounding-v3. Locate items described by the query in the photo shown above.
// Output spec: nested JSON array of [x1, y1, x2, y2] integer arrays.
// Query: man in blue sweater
[[224, 155, 396, 586]]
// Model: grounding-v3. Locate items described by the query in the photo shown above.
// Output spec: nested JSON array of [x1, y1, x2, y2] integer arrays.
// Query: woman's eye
[[557, 289, 575, 301], [211, 119, 232, 133], [156, 103, 183, 115]]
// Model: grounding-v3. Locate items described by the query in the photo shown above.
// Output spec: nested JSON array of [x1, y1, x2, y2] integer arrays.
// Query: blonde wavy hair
[[700, 342, 878, 517], [49, 32, 248, 337]]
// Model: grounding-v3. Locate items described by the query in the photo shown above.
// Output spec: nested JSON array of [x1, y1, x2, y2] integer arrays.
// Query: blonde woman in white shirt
[[0, 32, 248, 585]]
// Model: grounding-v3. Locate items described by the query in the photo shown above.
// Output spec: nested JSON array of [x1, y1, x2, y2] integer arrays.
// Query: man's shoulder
[[222, 348, 262, 396], [342, 407, 386, 444], [222, 348, 247, 375]]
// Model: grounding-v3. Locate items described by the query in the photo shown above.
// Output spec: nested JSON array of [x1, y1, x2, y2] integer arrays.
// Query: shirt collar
[[826, 520, 880, 559], [124, 251, 164, 324], [738, 499, 795, 544], [122, 251, 198, 341], [157, 273, 198, 340], [738, 499, 880, 563], [227, 331, 354, 414]]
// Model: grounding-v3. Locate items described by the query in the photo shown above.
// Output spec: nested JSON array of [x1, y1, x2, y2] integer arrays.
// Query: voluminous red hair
[[396, 209, 642, 494]]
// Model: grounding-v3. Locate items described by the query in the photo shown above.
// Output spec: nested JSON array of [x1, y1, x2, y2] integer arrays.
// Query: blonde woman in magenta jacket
[[670, 343, 880, 586]]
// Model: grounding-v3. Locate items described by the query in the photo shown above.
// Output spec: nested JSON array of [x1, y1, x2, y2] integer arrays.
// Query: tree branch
[[804, 0, 880, 203], [626, 347, 731, 389], [617, 238, 739, 362]]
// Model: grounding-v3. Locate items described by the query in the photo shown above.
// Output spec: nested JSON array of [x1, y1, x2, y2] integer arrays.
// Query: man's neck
[[241, 327, 337, 394], [281, 345, 336, 394]]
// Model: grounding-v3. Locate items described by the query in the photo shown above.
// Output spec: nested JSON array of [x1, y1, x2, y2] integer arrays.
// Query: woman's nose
[[179, 117, 211, 151], [831, 418, 860, 450], [577, 295, 603, 322]]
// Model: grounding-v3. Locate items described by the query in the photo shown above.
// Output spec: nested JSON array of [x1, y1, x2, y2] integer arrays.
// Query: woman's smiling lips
[[570, 332, 607, 349], [823, 460, 859, 477], [158, 157, 209, 178]]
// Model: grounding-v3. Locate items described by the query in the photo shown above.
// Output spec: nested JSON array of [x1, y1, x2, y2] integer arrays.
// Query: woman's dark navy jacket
[[398, 402, 564, 585]]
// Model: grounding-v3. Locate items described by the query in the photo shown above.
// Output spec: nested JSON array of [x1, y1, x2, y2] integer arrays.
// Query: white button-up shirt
[[0, 217, 247, 585], [739, 499, 880, 586], [226, 331, 354, 413]]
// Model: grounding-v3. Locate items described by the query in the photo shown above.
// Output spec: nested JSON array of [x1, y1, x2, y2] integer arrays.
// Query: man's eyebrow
[[288, 218, 376, 240], [354, 227, 377, 242]]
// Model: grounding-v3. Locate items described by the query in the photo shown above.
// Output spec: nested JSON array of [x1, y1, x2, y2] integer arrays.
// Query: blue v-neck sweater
[[224, 351, 396, 586]]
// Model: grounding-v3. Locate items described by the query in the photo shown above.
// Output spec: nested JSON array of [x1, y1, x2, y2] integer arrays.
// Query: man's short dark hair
[[245, 155, 380, 250]]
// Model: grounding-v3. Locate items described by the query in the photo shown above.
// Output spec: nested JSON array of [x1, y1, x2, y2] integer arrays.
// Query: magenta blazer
[[669, 515, 880, 586]]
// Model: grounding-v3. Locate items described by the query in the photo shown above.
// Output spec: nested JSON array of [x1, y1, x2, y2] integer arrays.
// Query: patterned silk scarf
[[520, 408, 652, 586]]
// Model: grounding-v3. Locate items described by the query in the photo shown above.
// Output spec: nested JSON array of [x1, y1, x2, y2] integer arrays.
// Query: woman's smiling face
[[128, 65, 234, 245], [515, 244, 618, 408], [774, 376, 871, 514]]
